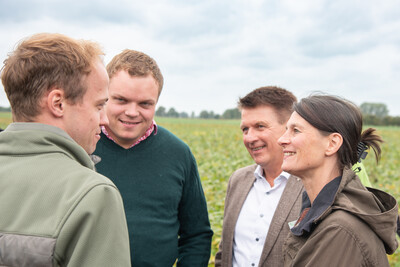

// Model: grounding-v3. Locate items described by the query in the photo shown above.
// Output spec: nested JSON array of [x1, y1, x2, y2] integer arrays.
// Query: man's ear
[[325, 133, 343, 156], [47, 89, 65, 118]]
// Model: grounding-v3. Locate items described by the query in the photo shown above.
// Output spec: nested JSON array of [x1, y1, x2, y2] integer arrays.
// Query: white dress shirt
[[232, 166, 289, 267]]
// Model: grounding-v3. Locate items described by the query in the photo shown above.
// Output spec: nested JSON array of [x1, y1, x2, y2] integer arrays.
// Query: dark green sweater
[[94, 126, 213, 266]]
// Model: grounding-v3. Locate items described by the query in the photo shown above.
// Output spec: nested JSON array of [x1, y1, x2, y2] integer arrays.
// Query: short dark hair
[[294, 94, 383, 170], [238, 86, 297, 124], [107, 49, 164, 96]]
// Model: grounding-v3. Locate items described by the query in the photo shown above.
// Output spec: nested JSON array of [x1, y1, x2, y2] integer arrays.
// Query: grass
[[0, 113, 399, 265], [0, 112, 11, 129], [156, 117, 400, 266]]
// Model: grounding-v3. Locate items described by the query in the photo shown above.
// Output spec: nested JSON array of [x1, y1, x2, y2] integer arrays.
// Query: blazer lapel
[[258, 175, 303, 265], [223, 166, 257, 266]]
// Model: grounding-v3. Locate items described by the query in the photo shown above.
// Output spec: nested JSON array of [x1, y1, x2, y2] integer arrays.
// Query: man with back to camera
[[0, 33, 130, 266], [215, 86, 303, 267], [93, 49, 213, 266]]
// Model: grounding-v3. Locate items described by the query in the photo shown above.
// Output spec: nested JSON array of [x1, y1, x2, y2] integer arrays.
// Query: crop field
[[0, 112, 11, 129], [1, 113, 399, 266], [156, 117, 400, 266]]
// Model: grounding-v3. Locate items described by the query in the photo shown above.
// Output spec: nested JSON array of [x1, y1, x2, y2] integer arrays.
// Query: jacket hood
[[0, 123, 95, 170], [328, 167, 398, 254]]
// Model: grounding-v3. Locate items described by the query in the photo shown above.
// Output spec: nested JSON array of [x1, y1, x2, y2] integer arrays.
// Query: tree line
[[360, 102, 400, 126], [155, 106, 241, 120], [156, 102, 400, 126], [1, 102, 399, 126]]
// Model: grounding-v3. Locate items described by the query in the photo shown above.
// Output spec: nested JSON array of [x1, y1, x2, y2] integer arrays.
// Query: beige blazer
[[215, 164, 303, 267]]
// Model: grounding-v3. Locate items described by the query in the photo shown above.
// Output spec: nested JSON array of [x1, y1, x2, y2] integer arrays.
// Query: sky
[[1, 0, 399, 116]]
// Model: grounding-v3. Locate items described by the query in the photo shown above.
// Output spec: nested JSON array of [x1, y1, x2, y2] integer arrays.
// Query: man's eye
[[141, 102, 153, 107], [97, 103, 106, 110]]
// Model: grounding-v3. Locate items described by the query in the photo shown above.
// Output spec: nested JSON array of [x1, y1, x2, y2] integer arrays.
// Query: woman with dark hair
[[278, 94, 398, 266]]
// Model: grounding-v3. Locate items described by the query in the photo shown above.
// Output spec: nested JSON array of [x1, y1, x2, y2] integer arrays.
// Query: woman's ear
[[326, 133, 343, 156], [47, 89, 65, 118]]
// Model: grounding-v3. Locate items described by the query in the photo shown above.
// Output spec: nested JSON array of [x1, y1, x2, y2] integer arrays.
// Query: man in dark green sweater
[[94, 49, 213, 266]]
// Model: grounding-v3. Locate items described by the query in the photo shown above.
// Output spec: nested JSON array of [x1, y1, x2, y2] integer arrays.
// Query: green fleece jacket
[[0, 123, 130, 267], [94, 126, 213, 267]]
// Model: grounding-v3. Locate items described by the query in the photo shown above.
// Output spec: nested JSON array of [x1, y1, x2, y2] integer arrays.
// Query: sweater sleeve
[[54, 183, 131, 266], [177, 151, 213, 267]]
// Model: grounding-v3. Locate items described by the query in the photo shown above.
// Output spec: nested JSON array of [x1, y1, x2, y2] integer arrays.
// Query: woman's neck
[[301, 161, 341, 204]]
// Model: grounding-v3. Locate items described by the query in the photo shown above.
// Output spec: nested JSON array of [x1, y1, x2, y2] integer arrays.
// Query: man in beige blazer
[[215, 86, 303, 267]]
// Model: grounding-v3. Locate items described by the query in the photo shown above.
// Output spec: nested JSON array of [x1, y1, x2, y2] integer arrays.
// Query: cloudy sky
[[1, 0, 399, 116]]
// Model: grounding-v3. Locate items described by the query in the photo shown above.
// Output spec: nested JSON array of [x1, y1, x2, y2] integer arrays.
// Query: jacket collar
[[291, 176, 341, 236]]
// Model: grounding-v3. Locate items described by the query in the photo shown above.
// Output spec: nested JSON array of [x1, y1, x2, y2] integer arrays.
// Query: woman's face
[[278, 112, 332, 178]]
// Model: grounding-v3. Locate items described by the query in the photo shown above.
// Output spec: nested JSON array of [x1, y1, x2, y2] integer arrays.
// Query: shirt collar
[[254, 165, 290, 181], [101, 120, 157, 148], [291, 176, 342, 236]]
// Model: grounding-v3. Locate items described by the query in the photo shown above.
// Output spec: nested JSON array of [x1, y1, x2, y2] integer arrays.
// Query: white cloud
[[1, 0, 400, 116]]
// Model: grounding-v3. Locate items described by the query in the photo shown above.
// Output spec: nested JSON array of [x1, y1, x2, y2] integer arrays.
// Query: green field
[[156, 118, 400, 266], [1, 113, 399, 265], [0, 112, 11, 129]]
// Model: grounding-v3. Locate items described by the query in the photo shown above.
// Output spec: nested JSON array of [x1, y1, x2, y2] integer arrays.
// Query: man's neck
[[262, 166, 283, 187], [102, 121, 157, 149]]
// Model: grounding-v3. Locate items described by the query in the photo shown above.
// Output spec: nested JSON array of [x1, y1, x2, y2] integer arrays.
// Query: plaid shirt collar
[[101, 120, 157, 148]]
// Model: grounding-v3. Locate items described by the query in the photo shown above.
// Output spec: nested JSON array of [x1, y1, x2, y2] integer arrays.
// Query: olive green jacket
[[0, 123, 130, 266], [283, 167, 398, 267]]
